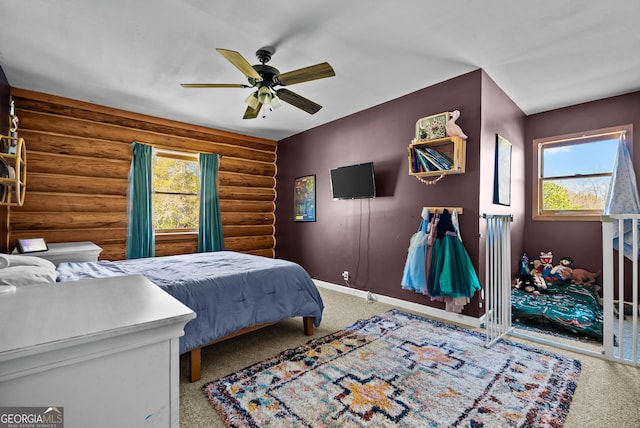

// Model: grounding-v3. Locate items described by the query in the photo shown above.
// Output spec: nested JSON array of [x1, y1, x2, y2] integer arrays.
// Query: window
[[533, 125, 632, 221], [152, 150, 200, 232]]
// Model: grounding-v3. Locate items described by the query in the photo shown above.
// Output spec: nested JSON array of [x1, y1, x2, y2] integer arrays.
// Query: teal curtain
[[126, 142, 155, 259], [198, 153, 224, 252]]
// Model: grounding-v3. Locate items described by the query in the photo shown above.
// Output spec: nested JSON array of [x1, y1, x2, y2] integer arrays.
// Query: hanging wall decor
[[294, 174, 316, 222], [493, 134, 512, 206], [415, 112, 451, 141]]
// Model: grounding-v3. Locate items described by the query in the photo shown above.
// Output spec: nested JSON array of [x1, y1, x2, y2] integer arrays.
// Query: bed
[[512, 281, 603, 340], [55, 251, 324, 381]]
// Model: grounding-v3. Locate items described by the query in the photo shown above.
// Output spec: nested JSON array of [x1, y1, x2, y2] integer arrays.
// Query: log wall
[[8, 88, 277, 260]]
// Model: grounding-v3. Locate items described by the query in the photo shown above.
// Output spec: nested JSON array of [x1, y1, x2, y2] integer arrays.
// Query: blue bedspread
[[56, 251, 324, 354]]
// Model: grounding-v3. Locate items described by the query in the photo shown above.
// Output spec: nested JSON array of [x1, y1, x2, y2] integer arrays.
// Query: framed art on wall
[[294, 175, 316, 222], [493, 134, 512, 206]]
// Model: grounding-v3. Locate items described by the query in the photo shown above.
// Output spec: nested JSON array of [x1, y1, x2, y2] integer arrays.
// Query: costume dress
[[401, 215, 431, 293], [427, 209, 481, 312]]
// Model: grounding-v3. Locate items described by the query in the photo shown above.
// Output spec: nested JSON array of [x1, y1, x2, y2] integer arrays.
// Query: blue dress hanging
[[401, 216, 431, 293]]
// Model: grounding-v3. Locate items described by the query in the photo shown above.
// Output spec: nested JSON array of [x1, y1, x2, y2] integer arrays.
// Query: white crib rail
[[483, 214, 513, 347], [602, 215, 640, 366]]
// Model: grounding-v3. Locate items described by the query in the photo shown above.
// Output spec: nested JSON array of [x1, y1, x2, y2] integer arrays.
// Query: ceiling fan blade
[[243, 103, 263, 119], [216, 48, 263, 81], [180, 83, 250, 88], [276, 62, 335, 86], [276, 89, 322, 114]]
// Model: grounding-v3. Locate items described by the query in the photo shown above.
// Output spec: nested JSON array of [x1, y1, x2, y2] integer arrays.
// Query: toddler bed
[[511, 252, 604, 341], [55, 251, 325, 381], [512, 281, 603, 340]]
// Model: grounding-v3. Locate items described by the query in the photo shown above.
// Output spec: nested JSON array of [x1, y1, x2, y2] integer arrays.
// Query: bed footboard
[[188, 316, 316, 382]]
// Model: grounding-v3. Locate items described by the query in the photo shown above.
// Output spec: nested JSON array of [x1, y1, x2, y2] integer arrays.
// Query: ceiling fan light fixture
[[245, 91, 260, 109], [270, 94, 282, 109], [257, 86, 273, 105]]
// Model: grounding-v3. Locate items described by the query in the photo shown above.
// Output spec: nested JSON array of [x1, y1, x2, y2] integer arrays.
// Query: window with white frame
[[152, 149, 200, 232], [533, 125, 632, 221]]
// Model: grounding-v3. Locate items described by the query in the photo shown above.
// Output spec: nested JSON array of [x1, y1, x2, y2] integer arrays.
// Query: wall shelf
[[0, 136, 27, 206], [408, 136, 466, 178]]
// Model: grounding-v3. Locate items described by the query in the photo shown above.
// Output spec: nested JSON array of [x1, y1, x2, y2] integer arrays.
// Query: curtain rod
[[143, 143, 221, 158]]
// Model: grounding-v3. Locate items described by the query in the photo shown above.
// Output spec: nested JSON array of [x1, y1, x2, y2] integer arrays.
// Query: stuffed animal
[[515, 251, 561, 294], [531, 251, 552, 274], [445, 110, 468, 140], [538, 251, 553, 271], [514, 273, 542, 294], [550, 256, 573, 282], [531, 251, 574, 283], [527, 251, 555, 286], [531, 273, 547, 291], [515, 254, 547, 293], [571, 268, 601, 285], [527, 260, 548, 290]]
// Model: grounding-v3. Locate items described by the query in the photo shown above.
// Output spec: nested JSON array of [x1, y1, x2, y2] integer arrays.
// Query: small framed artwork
[[294, 175, 316, 222], [493, 134, 512, 206], [415, 111, 451, 141]]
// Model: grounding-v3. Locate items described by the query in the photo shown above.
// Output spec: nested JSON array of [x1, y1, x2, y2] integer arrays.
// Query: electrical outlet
[[342, 271, 349, 281]]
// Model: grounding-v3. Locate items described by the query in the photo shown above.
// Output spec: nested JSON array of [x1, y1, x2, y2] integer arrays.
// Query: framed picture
[[493, 134, 512, 206], [294, 175, 316, 222], [415, 111, 451, 141]]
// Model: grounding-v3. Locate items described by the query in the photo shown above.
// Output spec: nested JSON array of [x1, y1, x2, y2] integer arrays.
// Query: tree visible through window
[[153, 150, 199, 231], [533, 125, 632, 220]]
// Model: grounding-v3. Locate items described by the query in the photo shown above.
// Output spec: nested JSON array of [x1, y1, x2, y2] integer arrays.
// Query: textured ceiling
[[1, 0, 639, 141]]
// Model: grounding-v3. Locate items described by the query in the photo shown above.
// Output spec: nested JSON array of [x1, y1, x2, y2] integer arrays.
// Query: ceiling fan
[[181, 46, 335, 119]]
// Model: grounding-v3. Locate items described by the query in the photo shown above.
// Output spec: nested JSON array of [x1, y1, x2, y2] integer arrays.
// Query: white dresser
[[0, 275, 195, 428], [12, 241, 103, 266]]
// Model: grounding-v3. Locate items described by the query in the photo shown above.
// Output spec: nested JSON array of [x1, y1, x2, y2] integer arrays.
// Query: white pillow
[[0, 265, 58, 286], [0, 254, 56, 271]]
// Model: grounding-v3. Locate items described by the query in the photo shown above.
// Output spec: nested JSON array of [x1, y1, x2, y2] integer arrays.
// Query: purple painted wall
[[276, 70, 526, 318], [478, 72, 526, 282], [276, 68, 640, 318], [523, 92, 640, 274]]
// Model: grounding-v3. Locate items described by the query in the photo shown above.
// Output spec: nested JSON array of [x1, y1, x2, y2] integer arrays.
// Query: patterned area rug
[[203, 309, 581, 427]]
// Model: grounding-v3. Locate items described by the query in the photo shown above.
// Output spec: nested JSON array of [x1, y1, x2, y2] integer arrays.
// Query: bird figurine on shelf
[[446, 110, 467, 140]]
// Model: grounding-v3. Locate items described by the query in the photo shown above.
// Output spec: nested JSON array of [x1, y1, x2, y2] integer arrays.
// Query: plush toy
[[550, 256, 573, 282], [526, 251, 553, 286], [571, 268, 601, 285], [531, 272, 547, 291], [514, 252, 547, 293], [538, 251, 553, 271], [531, 251, 573, 283], [514, 273, 542, 294], [531, 251, 551, 275], [445, 110, 468, 140]]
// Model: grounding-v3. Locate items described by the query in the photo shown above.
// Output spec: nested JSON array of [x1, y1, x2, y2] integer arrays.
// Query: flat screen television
[[330, 162, 376, 199]]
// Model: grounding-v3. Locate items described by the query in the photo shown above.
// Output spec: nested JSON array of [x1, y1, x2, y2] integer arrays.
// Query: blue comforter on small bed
[[56, 251, 324, 354]]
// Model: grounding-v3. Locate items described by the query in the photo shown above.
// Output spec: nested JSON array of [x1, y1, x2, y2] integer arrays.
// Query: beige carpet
[[180, 286, 640, 427]]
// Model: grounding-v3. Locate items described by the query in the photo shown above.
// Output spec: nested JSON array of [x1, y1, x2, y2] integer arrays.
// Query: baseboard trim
[[313, 279, 483, 328]]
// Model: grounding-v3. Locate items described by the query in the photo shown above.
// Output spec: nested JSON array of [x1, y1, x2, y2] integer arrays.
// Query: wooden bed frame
[[188, 316, 315, 382]]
